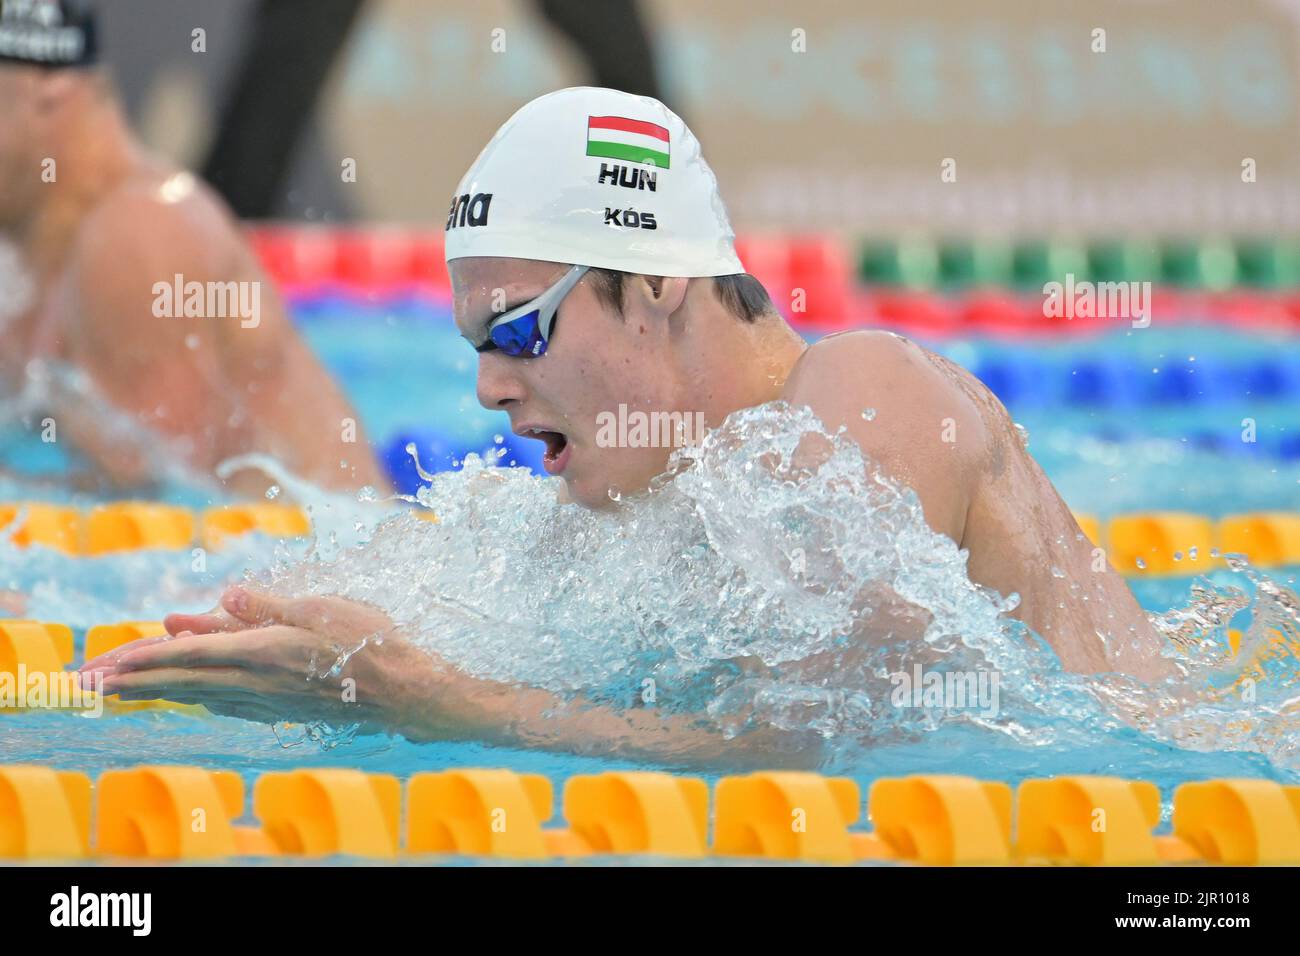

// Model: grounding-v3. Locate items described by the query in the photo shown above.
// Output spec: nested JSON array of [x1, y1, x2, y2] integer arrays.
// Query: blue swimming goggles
[[476, 264, 590, 357]]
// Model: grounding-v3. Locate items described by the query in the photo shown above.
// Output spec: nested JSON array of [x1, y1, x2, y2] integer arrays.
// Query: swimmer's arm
[[781, 330, 986, 546], [58, 187, 228, 487], [95, 589, 821, 771], [63, 176, 382, 496], [399, 669, 823, 771]]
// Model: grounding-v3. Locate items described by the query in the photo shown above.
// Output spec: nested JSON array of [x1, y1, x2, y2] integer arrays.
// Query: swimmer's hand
[[76, 586, 447, 731], [77, 586, 819, 769]]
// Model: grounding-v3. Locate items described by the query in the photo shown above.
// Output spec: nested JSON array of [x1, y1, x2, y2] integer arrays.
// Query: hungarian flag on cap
[[586, 115, 670, 169]]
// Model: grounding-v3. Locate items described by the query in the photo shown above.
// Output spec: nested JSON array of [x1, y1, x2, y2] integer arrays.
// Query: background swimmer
[[0, 0, 383, 495]]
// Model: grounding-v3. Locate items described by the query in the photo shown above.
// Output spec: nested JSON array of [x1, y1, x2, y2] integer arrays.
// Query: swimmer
[[84, 88, 1173, 765], [0, 0, 383, 495]]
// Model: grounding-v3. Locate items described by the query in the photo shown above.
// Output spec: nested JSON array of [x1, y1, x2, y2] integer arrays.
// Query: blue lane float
[[975, 355, 1300, 408], [1039, 425, 1298, 459]]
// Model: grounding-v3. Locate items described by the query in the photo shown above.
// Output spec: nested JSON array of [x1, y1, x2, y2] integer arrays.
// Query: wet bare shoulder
[[65, 171, 271, 363], [74, 171, 246, 283], [782, 330, 989, 544], [918, 346, 1022, 480], [784, 330, 986, 447]]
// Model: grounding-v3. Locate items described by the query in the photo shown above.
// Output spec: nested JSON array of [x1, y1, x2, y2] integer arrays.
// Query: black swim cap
[[0, 0, 97, 68]]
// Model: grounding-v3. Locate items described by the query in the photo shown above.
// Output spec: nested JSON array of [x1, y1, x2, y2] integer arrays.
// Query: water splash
[[0, 358, 210, 493], [3, 396, 1296, 781], [217, 452, 393, 562], [253, 401, 1300, 775]]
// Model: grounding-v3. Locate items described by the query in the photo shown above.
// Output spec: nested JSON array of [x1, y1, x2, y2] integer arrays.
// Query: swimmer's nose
[[476, 352, 527, 410]]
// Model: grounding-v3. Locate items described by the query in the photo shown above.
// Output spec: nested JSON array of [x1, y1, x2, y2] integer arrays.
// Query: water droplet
[[1013, 423, 1029, 448], [861, 408, 877, 422], [405, 443, 437, 482], [265, 485, 280, 500], [1051, 566, 1066, 579], [1136, 558, 1147, 570], [493, 434, 504, 444]]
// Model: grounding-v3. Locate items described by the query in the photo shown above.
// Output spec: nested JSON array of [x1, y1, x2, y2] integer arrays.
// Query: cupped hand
[[78, 585, 448, 732]]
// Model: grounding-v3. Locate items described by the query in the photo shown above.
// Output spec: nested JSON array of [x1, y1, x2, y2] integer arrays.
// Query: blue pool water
[[2, 295, 1298, 816]]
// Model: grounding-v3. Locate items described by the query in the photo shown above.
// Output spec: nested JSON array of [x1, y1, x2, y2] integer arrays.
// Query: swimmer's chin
[[554, 475, 627, 511], [556, 479, 573, 506], [556, 478, 608, 509]]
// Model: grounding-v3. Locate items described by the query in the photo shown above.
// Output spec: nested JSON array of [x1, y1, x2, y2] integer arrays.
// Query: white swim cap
[[443, 87, 744, 278]]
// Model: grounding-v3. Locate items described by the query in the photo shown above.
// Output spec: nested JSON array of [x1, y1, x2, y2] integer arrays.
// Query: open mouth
[[519, 427, 572, 475]]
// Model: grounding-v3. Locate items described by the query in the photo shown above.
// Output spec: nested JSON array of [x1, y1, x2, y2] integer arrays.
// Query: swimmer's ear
[[627, 274, 688, 319]]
